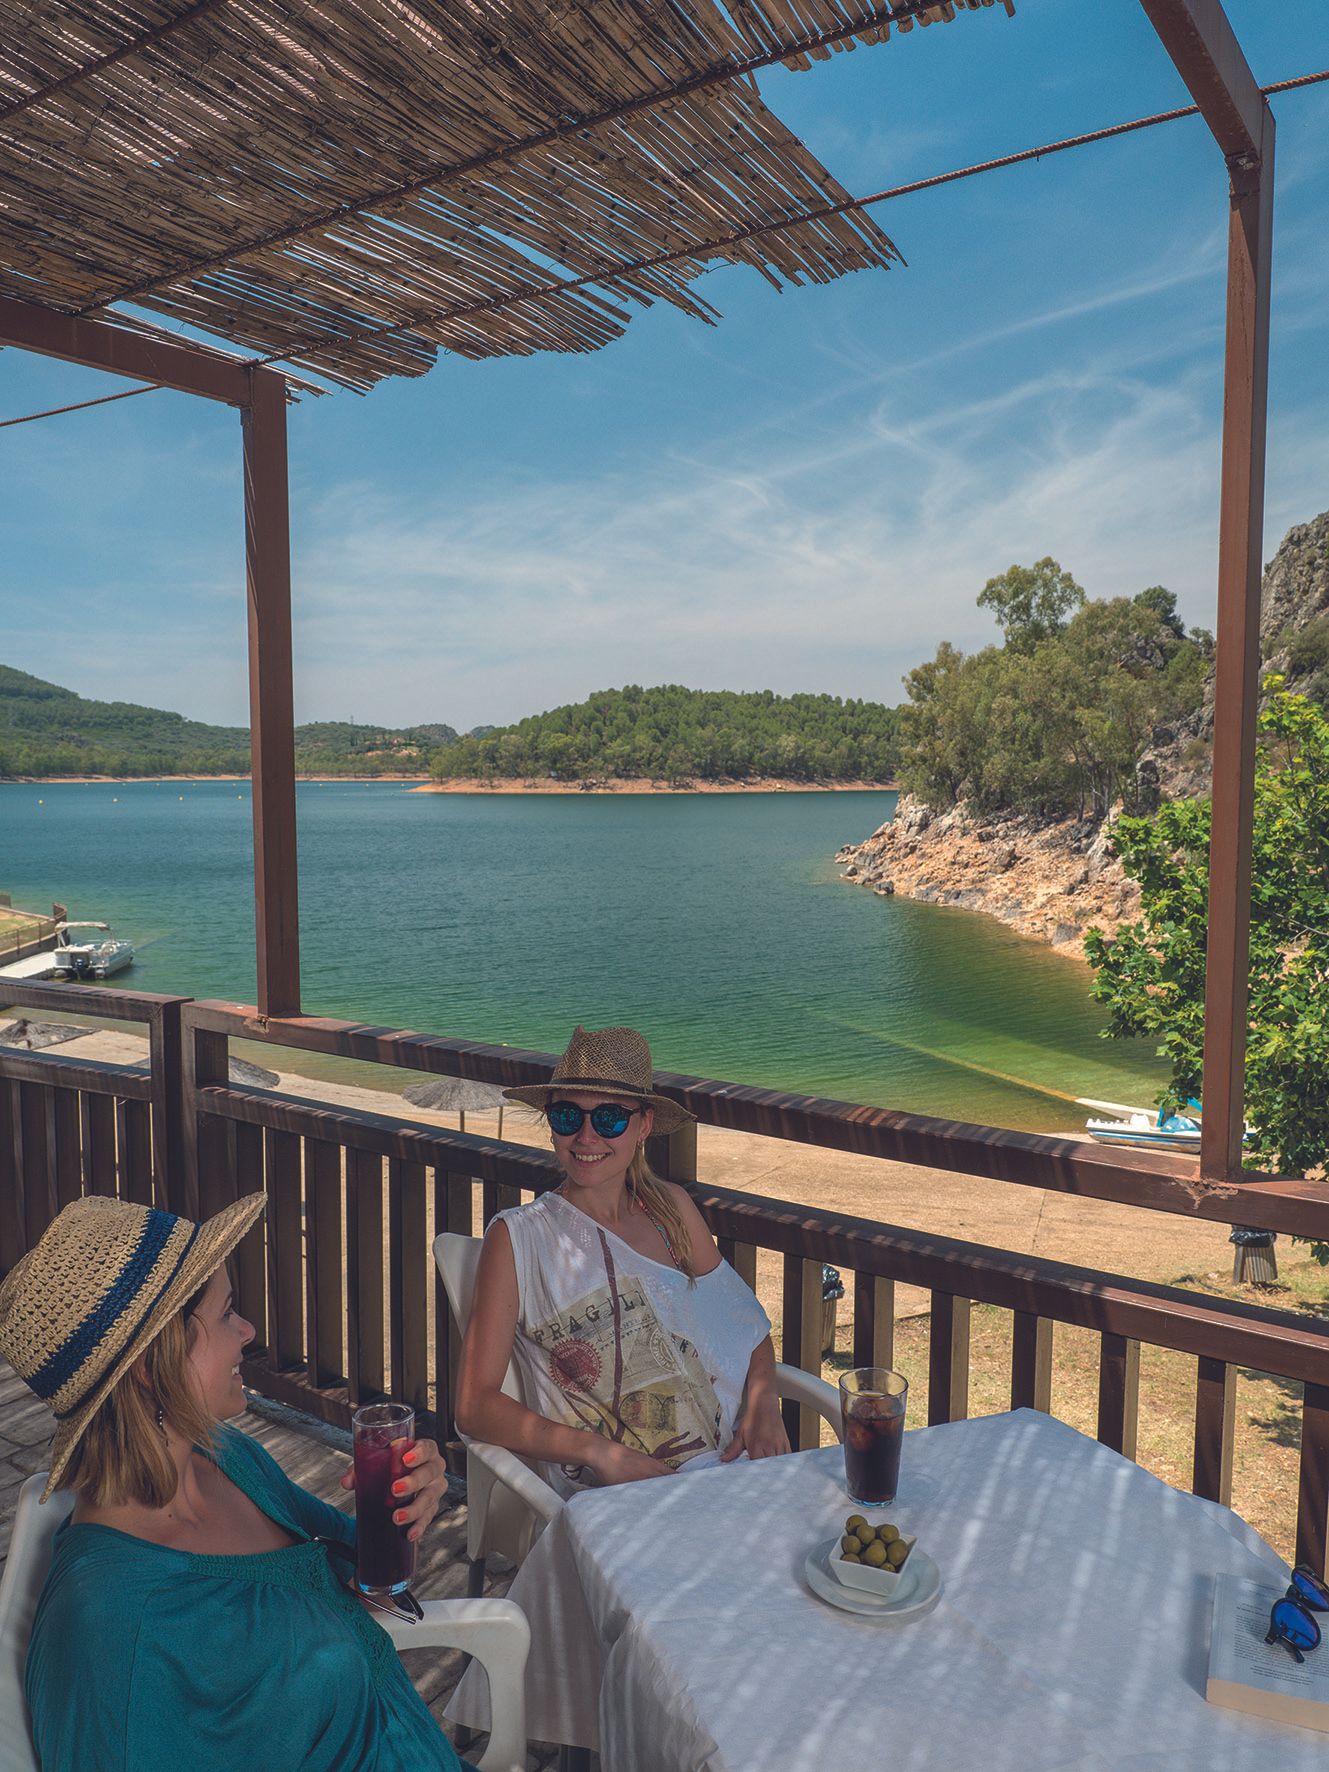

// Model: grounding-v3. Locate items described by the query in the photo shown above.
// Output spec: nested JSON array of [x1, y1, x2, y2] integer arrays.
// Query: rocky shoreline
[[836, 508, 1329, 960], [836, 794, 1138, 960]]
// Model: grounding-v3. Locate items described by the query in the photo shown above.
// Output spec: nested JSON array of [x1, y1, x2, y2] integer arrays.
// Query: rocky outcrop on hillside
[[838, 507, 1329, 957], [1144, 507, 1329, 800], [836, 797, 1140, 957]]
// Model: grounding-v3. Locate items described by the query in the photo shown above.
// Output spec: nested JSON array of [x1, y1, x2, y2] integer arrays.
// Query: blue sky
[[2, 0, 1326, 732]]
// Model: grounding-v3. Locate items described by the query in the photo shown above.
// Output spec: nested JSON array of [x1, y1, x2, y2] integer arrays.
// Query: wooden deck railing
[[0, 979, 186, 1272], [3, 981, 1329, 1574]]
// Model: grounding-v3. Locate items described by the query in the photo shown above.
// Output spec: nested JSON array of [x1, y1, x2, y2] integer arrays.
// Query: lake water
[[1, 781, 1166, 1132]]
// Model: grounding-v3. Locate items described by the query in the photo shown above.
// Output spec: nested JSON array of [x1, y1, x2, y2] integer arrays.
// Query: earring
[[155, 1403, 166, 1436]]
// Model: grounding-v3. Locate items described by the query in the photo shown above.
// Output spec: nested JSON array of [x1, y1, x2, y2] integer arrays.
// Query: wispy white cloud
[[284, 337, 1327, 730]]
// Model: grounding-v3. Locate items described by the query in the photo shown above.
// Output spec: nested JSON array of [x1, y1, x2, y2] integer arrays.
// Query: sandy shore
[[413, 777, 896, 795], [8, 775, 430, 785], [49, 1027, 1233, 1309]]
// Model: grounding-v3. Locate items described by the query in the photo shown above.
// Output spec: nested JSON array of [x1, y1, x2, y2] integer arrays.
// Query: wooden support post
[[242, 369, 300, 1019], [1200, 107, 1275, 1182]]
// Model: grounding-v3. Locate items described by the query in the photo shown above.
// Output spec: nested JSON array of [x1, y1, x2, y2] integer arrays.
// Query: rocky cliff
[[837, 507, 1329, 958]]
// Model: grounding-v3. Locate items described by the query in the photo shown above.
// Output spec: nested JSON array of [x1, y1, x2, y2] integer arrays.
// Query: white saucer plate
[[803, 1537, 942, 1620]]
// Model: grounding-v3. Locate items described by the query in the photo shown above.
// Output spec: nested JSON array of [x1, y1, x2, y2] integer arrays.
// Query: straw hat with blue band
[[0, 1191, 266, 1501]]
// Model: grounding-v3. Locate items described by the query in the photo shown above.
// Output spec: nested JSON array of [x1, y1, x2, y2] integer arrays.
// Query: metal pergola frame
[[0, 0, 1278, 1183]]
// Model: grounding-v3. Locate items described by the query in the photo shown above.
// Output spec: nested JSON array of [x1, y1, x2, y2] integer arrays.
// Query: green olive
[[845, 1514, 868, 1535], [853, 1522, 876, 1546], [876, 1523, 900, 1545], [840, 1550, 862, 1564], [840, 1534, 861, 1557], [886, 1539, 909, 1568], [862, 1539, 889, 1566]]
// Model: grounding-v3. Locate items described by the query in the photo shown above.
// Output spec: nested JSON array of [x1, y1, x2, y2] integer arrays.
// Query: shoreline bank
[[836, 794, 1137, 960], [3, 774, 431, 785], [413, 776, 897, 795]]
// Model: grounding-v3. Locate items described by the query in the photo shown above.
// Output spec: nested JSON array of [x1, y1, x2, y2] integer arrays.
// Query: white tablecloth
[[451, 1409, 1324, 1770]]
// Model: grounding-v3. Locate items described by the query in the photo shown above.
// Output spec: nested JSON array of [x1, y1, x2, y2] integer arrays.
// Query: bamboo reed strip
[[1, 0, 1008, 385]]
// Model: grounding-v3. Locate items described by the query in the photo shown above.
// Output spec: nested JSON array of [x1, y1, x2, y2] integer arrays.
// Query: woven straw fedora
[[0, 1191, 265, 1501], [504, 1025, 694, 1134]]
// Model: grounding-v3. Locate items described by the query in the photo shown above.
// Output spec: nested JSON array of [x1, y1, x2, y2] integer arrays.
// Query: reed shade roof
[[0, 0, 1010, 392]]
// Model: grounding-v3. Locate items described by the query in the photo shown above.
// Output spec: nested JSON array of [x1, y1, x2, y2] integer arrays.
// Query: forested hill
[[429, 685, 900, 783], [0, 667, 456, 777]]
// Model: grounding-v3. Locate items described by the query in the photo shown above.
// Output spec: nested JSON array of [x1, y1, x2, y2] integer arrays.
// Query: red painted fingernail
[[392, 1480, 407, 1496], [393, 1509, 407, 1524]]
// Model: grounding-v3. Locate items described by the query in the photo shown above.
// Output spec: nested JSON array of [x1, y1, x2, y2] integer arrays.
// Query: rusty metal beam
[[1137, 0, 1265, 160], [0, 293, 248, 406], [1199, 106, 1274, 1180], [242, 369, 301, 1018]]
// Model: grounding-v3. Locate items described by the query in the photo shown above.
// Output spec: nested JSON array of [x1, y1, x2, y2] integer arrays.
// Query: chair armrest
[[386, 1598, 530, 1772], [464, 1436, 565, 1525], [774, 1363, 843, 1440]]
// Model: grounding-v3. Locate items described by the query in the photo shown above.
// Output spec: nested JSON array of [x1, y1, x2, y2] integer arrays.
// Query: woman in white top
[[455, 1025, 790, 1492]]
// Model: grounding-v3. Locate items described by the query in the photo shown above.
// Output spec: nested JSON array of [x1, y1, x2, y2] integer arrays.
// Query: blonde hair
[[627, 1147, 698, 1282], [60, 1289, 216, 1509]]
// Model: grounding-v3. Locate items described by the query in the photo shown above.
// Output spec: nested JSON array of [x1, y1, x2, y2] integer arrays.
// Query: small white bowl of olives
[[832, 1514, 917, 1597]]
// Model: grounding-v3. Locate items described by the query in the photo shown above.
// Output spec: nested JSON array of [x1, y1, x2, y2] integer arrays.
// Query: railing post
[[853, 1273, 895, 1373], [1298, 1382, 1329, 1580], [1193, 1356, 1236, 1504], [1010, 1311, 1053, 1414], [646, 1119, 697, 1184], [181, 1010, 229, 1220], [148, 996, 190, 1213], [1096, 1333, 1141, 1460], [928, 1293, 971, 1425]]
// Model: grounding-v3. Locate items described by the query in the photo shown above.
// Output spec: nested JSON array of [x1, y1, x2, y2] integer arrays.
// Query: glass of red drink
[[352, 1402, 417, 1595], [839, 1368, 908, 1506]]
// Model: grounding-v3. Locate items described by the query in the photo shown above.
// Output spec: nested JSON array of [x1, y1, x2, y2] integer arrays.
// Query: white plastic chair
[[0, 1472, 530, 1772], [435, 1228, 843, 1594]]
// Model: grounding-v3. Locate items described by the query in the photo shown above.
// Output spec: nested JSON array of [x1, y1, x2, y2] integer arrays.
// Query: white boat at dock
[[49, 922, 136, 981]]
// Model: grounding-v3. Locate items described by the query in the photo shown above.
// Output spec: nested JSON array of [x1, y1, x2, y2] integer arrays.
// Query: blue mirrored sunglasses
[[545, 1099, 640, 1139], [1265, 1565, 1329, 1663]]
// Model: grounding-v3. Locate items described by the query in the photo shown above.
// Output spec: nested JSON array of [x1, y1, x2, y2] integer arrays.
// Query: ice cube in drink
[[352, 1403, 416, 1595]]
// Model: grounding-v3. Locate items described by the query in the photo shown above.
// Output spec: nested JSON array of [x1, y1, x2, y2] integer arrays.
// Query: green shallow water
[[1, 781, 1166, 1132]]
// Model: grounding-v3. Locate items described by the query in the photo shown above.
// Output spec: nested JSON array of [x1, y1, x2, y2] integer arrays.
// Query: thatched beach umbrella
[[402, 1076, 506, 1135]]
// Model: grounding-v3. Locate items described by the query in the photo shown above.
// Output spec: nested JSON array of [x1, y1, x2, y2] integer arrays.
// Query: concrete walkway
[[0, 1361, 563, 1770]]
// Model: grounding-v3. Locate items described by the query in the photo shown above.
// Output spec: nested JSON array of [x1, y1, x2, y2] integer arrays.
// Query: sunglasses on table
[[1265, 1564, 1329, 1663], [545, 1100, 642, 1138]]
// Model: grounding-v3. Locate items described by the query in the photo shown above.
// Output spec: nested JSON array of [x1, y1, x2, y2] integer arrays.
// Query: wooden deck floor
[[0, 1361, 563, 1769]]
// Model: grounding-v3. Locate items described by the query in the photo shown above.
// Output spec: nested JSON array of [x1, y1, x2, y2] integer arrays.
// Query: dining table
[[448, 1407, 1327, 1769]]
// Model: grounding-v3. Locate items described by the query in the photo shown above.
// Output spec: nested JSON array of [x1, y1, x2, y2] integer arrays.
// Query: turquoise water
[[1, 781, 1166, 1131]]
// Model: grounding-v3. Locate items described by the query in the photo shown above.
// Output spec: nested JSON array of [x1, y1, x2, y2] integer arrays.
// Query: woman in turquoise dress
[[0, 1191, 476, 1772]]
